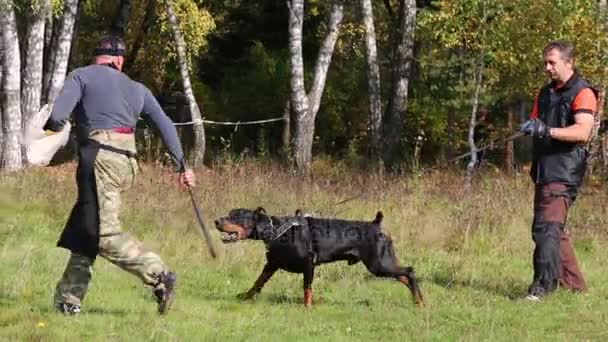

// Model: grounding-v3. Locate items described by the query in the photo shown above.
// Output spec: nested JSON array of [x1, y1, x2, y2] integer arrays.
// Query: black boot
[[153, 271, 177, 315], [56, 302, 82, 315]]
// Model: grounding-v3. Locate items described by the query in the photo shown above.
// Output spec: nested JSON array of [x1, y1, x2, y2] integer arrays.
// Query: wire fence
[[170, 117, 285, 127]]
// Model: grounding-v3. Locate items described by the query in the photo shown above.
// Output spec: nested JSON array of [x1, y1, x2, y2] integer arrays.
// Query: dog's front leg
[[237, 263, 278, 301], [303, 257, 315, 308]]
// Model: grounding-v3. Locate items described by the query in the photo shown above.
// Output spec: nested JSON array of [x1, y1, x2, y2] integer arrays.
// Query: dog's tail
[[373, 211, 383, 224]]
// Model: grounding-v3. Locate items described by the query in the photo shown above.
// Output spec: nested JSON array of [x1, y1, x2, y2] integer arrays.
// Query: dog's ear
[[295, 209, 303, 217], [254, 207, 267, 217], [373, 211, 383, 224], [254, 207, 266, 215]]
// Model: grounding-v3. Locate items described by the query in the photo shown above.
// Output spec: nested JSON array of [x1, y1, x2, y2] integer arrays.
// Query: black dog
[[215, 207, 424, 307]]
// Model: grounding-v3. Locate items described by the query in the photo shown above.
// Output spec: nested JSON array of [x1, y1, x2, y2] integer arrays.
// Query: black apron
[[56, 139, 136, 259], [57, 141, 101, 259]]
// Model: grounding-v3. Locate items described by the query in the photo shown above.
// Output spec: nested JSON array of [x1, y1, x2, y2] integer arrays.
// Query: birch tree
[[22, 0, 50, 132], [1, 0, 77, 170], [464, 63, 483, 190], [44, 0, 78, 104], [360, 0, 382, 160], [164, 0, 206, 167], [1, 1, 23, 171], [288, 0, 345, 174]]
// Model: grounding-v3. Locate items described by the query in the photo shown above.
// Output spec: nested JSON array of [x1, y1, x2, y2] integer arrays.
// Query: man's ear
[[114, 56, 125, 70]]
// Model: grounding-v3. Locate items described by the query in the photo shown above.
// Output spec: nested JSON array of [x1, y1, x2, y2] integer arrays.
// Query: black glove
[[519, 119, 548, 139]]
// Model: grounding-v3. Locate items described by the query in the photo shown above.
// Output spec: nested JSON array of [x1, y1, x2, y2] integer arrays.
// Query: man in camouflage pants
[[45, 36, 195, 315]]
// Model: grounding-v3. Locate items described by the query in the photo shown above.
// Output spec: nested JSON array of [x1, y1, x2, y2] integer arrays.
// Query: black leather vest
[[531, 73, 593, 186]]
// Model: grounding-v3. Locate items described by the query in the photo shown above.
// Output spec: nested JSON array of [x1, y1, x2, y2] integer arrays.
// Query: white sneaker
[[525, 294, 541, 302]]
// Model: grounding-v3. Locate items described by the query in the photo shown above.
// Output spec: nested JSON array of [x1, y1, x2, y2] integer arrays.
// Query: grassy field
[[2, 159, 608, 341]]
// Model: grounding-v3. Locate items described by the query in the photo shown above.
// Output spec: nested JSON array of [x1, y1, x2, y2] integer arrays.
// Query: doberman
[[215, 207, 424, 307]]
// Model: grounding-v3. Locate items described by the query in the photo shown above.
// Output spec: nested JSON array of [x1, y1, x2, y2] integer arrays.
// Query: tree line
[[1, 0, 607, 175]]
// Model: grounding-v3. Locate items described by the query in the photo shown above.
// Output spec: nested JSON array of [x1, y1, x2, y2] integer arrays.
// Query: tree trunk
[[446, 106, 456, 158], [44, 7, 53, 48], [22, 1, 49, 140], [45, 0, 78, 104], [383, 0, 395, 17], [0, 105, 3, 165], [307, 1, 344, 115], [381, 0, 416, 166], [1, 2, 23, 171], [67, 0, 83, 71], [361, 0, 382, 160], [42, 8, 56, 103], [603, 123, 608, 171], [0, 28, 3, 158], [281, 99, 291, 151], [599, 0, 608, 172], [464, 63, 483, 190], [111, 0, 132, 37], [288, 0, 311, 174], [590, 89, 605, 175], [0, 5, 4, 157], [124, 0, 155, 74], [164, 0, 206, 167], [602, 91, 608, 170], [505, 102, 515, 174], [288, 0, 344, 175]]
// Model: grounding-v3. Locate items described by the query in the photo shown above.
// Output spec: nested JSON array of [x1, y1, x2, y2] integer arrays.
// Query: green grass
[[2, 160, 608, 341]]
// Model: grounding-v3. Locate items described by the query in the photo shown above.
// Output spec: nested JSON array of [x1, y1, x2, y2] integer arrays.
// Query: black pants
[[530, 183, 587, 294]]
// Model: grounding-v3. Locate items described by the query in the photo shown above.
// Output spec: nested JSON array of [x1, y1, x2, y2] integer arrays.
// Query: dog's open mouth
[[220, 232, 239, 243]]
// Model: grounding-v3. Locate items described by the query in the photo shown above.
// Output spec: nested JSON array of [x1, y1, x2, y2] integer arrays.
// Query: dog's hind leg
[[362, 236, 424, 306], [365, 260, 424, 307], [396, 268, 424, 307], [237, 263, 278, 301]]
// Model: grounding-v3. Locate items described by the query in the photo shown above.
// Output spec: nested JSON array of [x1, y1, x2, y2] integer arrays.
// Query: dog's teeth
[[220, 232, 238, 243]]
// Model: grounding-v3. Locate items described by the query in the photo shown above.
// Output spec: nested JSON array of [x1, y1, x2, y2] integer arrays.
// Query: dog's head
[[215, 207, 274, 243]]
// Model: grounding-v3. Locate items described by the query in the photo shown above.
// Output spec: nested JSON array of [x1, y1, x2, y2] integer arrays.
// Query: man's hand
[[179, 169, 196, 189], [520, 119, 548, 139]]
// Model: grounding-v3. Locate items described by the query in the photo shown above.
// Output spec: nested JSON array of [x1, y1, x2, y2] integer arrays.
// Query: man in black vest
[[519, 40, 596, 301]]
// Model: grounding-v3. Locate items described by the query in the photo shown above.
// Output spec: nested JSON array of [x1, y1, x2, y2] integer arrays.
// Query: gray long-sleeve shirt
[[46, 64, 186, 165]]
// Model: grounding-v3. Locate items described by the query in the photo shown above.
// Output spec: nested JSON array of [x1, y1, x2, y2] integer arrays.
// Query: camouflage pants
[[54, 130, 169, 307]]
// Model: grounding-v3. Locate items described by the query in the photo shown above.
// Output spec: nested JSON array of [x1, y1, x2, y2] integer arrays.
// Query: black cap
[[94, 35, 126, 57]]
